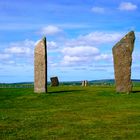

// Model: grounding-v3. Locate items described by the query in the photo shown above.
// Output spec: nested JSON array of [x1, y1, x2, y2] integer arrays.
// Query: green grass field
[[0, 85, 140, 140]]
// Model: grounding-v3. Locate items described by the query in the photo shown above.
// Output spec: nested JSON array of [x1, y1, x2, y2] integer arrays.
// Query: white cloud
[[0, 53, 10, 60], [61, 46, 99, 66], [119, 2, 137, 11], [47, 41, 58, 49], [61, 46, 99, 56], [0, 39, 37, 67], [62, 55, 89, 65], [58, 23, 91, 29], [5, 47, 32, 55], [39, 25, 62, 35], [4, 39, 35, 55], [136, 32, 140, 40], [65, 32, 123, 46], [1, 38, 59, 66], [10, 39, 35, 48], [59, 31, 124, 67], [94, 54, 112, 61], [61, 45, 112, 66], [61, 53, 112, 67], [79, 32, 123, 44], [91, 7, 105, 13]]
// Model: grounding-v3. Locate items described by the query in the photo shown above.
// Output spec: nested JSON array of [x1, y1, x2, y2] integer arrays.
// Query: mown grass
[[0, 86, 140, 140]]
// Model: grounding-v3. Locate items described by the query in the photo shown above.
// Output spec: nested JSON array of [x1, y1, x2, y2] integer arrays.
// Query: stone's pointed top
[[124, 31, 135, 39], [42, 36, 46, 42], [36, 37, 46, 46], [113, 31, 135, 50], [128, 30, 135, 34], [35, 37, 47, 54]]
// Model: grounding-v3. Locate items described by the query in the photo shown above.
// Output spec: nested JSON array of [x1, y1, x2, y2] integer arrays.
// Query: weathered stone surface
[[50, 77, 59, 87], [34, 37, 47, 93], [112, 31, 135, 93]]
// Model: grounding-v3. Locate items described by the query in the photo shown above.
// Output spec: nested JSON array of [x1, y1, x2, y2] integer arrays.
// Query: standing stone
[[34, 37, 47, 93], [81, 80, 88, 86], [112, 31, 135, 93], [50, 76, 59, 87], [81, 81, 85, 86], [85, 80, 88, 86]]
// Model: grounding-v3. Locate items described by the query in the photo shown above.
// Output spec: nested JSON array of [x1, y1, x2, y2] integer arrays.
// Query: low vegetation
[[0, 85, 140, 140]]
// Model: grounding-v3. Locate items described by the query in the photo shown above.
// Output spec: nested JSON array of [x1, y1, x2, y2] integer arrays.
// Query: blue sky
[[0, 0, 140, 82]]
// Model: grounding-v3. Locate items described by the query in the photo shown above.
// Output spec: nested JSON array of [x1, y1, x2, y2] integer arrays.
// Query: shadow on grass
[[132, 90, 140, 93], [48, 90, 84, 94]]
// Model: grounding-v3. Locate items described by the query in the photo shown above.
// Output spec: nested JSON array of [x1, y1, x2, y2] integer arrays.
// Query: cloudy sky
[[0, 0, 140, 82]]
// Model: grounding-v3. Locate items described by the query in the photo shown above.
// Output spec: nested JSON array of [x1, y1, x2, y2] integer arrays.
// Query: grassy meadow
[[0, 85, 140, 140]]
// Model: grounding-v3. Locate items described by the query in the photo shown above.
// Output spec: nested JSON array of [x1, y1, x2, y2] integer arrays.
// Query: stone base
[[34, 87, 47, 93]]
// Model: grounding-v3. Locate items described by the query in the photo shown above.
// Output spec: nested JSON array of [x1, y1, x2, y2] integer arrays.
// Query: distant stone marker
[[112, 31, 135, 93], [85, 80, 88, 86], [82, 80, 88, 86], [81, 81, 85, 86], [34, 37, 47, 93], [50, 76, 59, 87]]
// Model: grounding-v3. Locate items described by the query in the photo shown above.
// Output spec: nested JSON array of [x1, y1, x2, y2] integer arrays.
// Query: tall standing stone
[[34, 37, 47, 93], [112, 31, 135, 93]]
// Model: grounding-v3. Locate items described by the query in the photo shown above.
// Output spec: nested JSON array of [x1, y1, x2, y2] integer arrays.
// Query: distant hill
[[1, 79, 140, 85]]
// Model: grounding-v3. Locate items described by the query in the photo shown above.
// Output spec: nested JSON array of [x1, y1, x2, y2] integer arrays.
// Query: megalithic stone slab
[[112, 31, 135, 93], [81, 81, 85, 86], [50, 77, 59, 87], [81, 80, 89, 86], [34, 37, 47, 93]]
